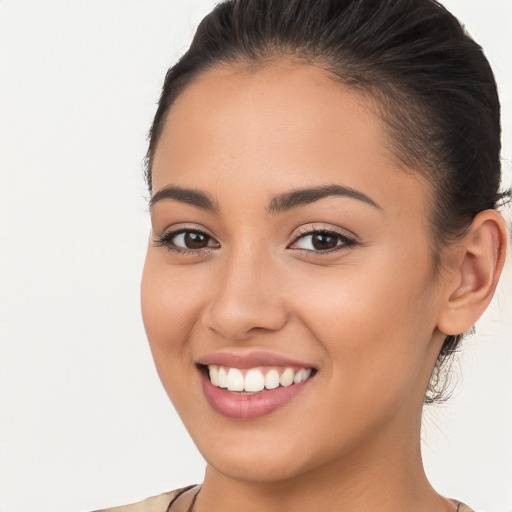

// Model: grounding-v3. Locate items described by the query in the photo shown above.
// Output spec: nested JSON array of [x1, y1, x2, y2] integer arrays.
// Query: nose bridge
[[205, 242, 287, 340]]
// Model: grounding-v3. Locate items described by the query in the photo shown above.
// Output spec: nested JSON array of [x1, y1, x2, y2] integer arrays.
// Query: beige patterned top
[[93, 487, 191, 512], [94, 486, 476, 512]]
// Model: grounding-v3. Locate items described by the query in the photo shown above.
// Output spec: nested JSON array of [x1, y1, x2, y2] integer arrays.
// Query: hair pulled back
[[146, 0, 510, 403]]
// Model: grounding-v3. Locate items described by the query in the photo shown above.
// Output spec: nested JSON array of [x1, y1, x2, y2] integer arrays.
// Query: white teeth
[[279, 367, 294, 387], [217, 367, 228, 388], [227, 368, 244, 391], [300, 368, 311, 381], [208, 365, 313, 392], [244, 368, 265, 392], [209, 365, 219, 386], [264, 369, 280, 390], [294, 368, 311, 383]]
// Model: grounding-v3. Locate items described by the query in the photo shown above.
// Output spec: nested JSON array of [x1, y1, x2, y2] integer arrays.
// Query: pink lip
[[200, 372, 313, 420], [197, 352, 316, 420], [196, 350, 315, 370]]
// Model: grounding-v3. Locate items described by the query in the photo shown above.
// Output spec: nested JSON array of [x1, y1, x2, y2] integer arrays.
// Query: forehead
[[152, 61, 429, 220], [155, 62, 382, 172]]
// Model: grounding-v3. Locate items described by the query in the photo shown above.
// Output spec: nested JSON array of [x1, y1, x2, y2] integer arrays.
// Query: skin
[[141, 62, 507, 512]]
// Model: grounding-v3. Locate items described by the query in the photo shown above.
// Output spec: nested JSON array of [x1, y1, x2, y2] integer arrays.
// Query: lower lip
[[199, 369, 314, 420]]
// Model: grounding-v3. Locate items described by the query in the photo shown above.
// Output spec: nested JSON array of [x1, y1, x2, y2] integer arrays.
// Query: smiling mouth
[[197, 355, 318, 419], [204, 365, 316, 394]]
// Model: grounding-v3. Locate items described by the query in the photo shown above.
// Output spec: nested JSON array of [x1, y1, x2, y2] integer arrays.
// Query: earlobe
[[437, 210, 508, 336]]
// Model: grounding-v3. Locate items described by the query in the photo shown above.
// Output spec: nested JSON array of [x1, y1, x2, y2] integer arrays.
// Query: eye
[[172, 231, 217, 249], [155, 229, 220, 253], [289, 229, 356, 252]]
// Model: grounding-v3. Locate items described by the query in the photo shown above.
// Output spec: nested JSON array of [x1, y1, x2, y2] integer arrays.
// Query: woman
[[101, 0, 509, 510]]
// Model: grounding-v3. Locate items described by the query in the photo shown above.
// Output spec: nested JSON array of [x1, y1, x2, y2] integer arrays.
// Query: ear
[[436, 209, 509, 336]]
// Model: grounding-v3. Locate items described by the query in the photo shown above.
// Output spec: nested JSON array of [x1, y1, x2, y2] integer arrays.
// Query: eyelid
[[290, 223, 357, 241], [155, 223, 217, 240]]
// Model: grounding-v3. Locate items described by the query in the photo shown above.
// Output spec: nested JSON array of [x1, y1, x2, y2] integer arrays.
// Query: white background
[[0, 1, 510, 511]]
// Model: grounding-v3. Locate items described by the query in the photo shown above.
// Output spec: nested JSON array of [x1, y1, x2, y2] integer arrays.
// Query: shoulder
[[92, 486, 196, 512], [458, 503, 476, 512]]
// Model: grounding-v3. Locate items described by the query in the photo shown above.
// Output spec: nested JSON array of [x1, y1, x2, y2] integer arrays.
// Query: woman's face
[[141, 62, 449, 482]]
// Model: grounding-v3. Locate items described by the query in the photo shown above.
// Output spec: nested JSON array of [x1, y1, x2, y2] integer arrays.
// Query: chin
[[202, 444, 313, 484], [184, 411, 351, 486]]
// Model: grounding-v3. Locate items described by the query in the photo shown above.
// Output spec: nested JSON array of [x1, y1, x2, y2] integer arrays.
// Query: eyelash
[[154, 226, 358, 256]]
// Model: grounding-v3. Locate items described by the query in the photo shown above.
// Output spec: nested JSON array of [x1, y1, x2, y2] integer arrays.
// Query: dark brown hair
[[145, 0, 510, 403]]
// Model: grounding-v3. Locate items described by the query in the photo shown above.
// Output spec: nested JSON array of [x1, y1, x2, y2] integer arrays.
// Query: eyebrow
[[149, 185, 218, 212], [149, 183, 381, 214], [267, 184, 382, 213]]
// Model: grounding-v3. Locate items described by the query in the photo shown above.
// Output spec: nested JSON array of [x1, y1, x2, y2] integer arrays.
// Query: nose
[[203, 248, 289, 341]]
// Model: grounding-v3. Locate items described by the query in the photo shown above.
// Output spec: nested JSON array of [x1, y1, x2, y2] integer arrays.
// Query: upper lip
[[196, 351, 316, 369]]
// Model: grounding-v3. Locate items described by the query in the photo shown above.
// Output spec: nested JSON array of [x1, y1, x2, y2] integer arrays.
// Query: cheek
[[140, 252, 208, 384], [140, 253, 214, 429], [142, 252, 200, 343], [290, 248, 438, 405]]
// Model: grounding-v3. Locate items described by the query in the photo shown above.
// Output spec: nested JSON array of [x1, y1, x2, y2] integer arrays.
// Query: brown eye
[[310, 233, 339, 251], [183, 231, 211, 249], [289, 229, 357, 253], [155, 229, 220, 252]]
